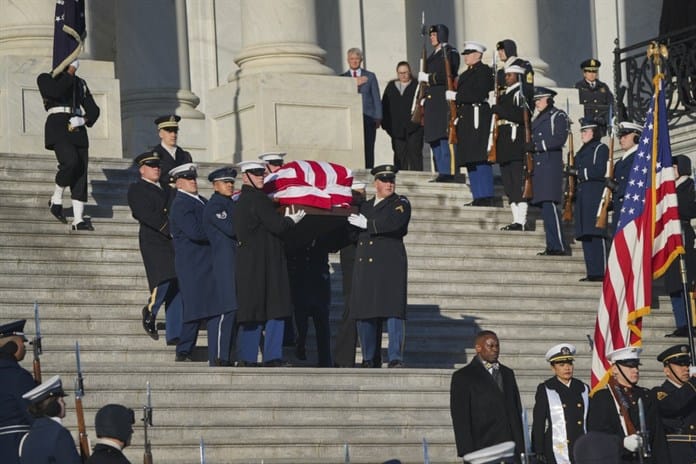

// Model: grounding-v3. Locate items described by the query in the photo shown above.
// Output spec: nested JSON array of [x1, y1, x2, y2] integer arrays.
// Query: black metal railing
[[614, 25, 696, 125]]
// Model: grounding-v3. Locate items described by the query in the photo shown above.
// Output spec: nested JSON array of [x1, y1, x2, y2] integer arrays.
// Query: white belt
[[47, 106, 83, 116]]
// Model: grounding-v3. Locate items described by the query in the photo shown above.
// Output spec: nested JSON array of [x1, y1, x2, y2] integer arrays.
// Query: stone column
[[207, 0, 363, 166]]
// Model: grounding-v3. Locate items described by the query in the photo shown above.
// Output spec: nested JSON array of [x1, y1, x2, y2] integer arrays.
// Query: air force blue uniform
[[0, 356, 35, 464]]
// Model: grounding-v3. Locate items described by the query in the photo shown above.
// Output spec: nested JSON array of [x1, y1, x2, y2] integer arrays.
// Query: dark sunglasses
[[246, 169, 266, 177]]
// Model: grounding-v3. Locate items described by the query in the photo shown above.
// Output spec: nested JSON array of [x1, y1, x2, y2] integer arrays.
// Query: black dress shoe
[[477, 197, 494, 207], [429, 174, 455, 183], [665, 326, 690, 337], [175, 352, 193, 362], [464, 199, 481, 206], [235, 360, 259, 367], [295, 344, 307, 361], [360, 360, 374, 368], [72, 221, 94, 231], [48, 201, 68, 224], [388, 360, 404, 368], [580, 276, 604, 282], [214, 358, 233, 366], [141, 307, 158, 340], [263, 359, 290, 367], [537, 249, 566, 256], [500, 223, 524, 231]]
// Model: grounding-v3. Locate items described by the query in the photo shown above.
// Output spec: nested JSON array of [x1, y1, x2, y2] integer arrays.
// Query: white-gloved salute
[[348, 213, 367, 229]]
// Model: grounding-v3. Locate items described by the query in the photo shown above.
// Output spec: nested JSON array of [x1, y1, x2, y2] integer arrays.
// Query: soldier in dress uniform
[[86, 404, 135, 464], [347, 165, 411, 368], [37, 59, 100, 231], [0, 320, 35, 464], [652, 344, 696, 463], [152, 115, 193, 188], [234, 160, 306, 367], [418, 24, 460, 183], [574, 59, 614, 134], [529, 87, 569, 256], [450, 41, 495, 206], [572, 118, 609, 281], [608, 121, 643, 235], [532, 343, 589, 464], [496, 39, 534, 104], [587, 347, 671, 463], [492, 64, 529, 227], [259, 152, 287, 174], [19, 375, 81, 464], [202, 167, 239, 366], [127, 152, 183, 345]]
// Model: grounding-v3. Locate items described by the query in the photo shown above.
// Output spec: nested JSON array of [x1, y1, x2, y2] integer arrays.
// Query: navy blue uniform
[[19, 417, 81, 464], [652, 378, 696, 463], [493, 83, 527, 206], [0, 356, 35, 464], [611, 147, 638, 234], [153, 144, 192, 189], [575, 79, 614, 132]]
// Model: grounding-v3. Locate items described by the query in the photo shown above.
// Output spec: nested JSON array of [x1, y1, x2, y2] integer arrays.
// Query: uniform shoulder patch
[[526, 72, 534, 84], [216, 211, 227, 220], [656, 391, 668, 401]]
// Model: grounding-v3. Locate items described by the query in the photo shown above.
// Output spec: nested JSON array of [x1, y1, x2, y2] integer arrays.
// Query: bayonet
[[200, 437, 206, 464], [422, 437, 430, 464], [32, 301, 42, 383]]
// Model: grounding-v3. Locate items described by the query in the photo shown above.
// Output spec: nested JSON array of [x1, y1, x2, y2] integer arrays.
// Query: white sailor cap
[[545, 343, 576, 363], [237, 160, 267, 173], [463, 441, 516, 464], [607, 346, 642, 366], [258, 152, 287, 163], [22, 375, 67, 404], [504, 64, 526, 75], [168, 163, 198, 180], [462, 41, 486, 55], [617, 121, 643, 136]]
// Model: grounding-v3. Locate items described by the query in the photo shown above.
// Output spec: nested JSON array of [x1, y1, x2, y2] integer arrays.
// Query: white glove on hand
[[69, 116, 85, 128], [348, 213, 367, 229], [418, 71, 429, 83], [284, 207, 306, 224], [445, 90, 457, 101], [623, 434, 643, 452], [689, 366, 696, 377]]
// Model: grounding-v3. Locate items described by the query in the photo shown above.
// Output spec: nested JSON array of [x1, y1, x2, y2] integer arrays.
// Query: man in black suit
[[450, 330, 525, 460], [127, 152, 182, 345], [152, 115, 193, 188]]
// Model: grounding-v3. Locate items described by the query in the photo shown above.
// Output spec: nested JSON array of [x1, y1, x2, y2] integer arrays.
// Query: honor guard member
[[0, 320, 35, 464], [348, 165, 411, 368], [202, 167, 239, 366], [587, 347, 671, 463], [492, 64, 529, 226], [127, 152, 183, 344], [450, 330, 525, 459], [19, 375, 81, 464], [450, 41, 495, 206], [259, 152, 287, 174], [532, 344, 589, 464], [234, 160, 306, 367], [86, 404, 135, 464], [419, 24, 460, 182], [463, 441, 516, 464], [168, 163, 215, 363], [608, 121, 643, 235], [529, 87, 569, 256], [152, 115, 193, 188], [652, 344, 696, 463], [572, 118, 610, 281], [496, 39, 534, 103], [37, 59, 100, 231], [574, 59, 614, 134]]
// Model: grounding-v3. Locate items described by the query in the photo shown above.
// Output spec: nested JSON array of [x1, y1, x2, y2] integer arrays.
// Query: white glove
[[445, 90, 457, 101], [420, 98, 426, 107], [689, 365, 696, 377], [623, 434, 643, 452], [453, 117, 459, 126], [284, 207, 306, 224], [418, 71, 429, 83], [348, 213, 367, 229], [69, 116, 85, 128]]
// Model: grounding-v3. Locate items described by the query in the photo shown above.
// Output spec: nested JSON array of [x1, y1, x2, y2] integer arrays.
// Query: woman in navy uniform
[[418, 24, 460, 182], [529, 87, 569, 255], [348, 165, 411, 368], [0, 320, 35, 464], [202, 167, 239, 366], [19, 375, 80, 464], [152, 115, 193, 188], [572, 118, 609, 281], [452, 41, 495, 205], [37, 60, 100, 230], [532, 344, 589, 464], [609, 121, 643, 234]]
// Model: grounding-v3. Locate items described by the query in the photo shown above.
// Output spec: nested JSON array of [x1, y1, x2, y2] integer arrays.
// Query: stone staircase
[[0, 141, 692, 463]]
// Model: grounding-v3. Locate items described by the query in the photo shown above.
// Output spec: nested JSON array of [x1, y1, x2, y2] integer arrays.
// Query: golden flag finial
[[647, 41, 669, 75]]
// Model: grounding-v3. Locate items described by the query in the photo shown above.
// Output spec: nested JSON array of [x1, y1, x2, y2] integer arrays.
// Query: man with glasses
[[575, 59, 613, 135], [153, 115, 193, 188]]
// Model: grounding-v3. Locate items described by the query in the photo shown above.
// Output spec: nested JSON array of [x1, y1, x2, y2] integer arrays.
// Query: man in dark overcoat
[[418, 24, 460, 182], [202, 167, 239, 366], [234, 160, 306, 367], [652, 344, 696, 463], [348, 165, 411, 368], [450, 330, 525, 460], [574, 59, 614, 134], [152, 115, 193, 188], [452, 41, 495, 205], [86, 403, 135, 464], [127, 151, 182, 344], [572, 118, 609, 281], [0, 320, 35, 464], [529, 87, 569, 255], [37, 59, 100, 231]]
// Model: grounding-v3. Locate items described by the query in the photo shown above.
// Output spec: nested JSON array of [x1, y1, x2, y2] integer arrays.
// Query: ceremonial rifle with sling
[[520, 82, 534, 200], [410, 11, 426, 125], [32, 301, 42, 383], [443, 43, 458, 145], [595, 105, 615, 229], [74, 341, 91, 462], [143, 381, 154, 464], [487, 53, 499, 163], [562, 99, 576, 222]]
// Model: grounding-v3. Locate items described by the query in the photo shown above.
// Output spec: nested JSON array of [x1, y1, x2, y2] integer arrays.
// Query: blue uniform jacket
[[574, 139, 609, 238], [530, 106, 569, 204], [169, 191, 216, 322], [0, 356, 35, 464], [342, 68, 382, 121], [203, 192, 238, 313], [19, 417, 81, 464]]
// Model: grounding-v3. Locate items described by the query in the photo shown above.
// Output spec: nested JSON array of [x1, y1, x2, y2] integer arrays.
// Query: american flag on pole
[[51, 0, 86, 76], [590, 75, 684, 393]]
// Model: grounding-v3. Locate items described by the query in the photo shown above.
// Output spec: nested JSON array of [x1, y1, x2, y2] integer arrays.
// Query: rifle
[[143, 381, 154, 464], [410, 11, 426, 125], [74, 341, 90, 462], [595, 105, 615, 229], [637, 397, 652, 462], [32, 301, 42, 384], [422, 437, 430, 464], [199, 437, 206, 464], [487, 53, 499, 163], [520, 84, 534, 200], [442, 43, 458, 145], [562, 99, 576, 222]]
